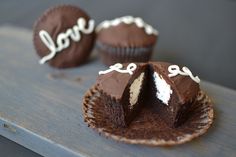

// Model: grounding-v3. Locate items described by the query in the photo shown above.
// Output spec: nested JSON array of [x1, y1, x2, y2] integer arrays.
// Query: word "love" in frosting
[[99, 63, 137, 75], [39, 18, 95, 64], [168, 65, 200, 83]]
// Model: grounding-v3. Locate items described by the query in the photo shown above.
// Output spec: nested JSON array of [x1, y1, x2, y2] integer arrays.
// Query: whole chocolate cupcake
[[96, 16, 158, 66], [33, 5, 95, 68]]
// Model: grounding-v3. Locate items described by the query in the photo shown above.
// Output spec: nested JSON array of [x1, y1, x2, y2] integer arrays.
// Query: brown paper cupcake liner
[[96, 41, 154, 66], [83, 85, 214, 146]]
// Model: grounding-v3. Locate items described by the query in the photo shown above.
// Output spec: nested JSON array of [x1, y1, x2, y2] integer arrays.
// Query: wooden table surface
[[0, 26, 235, 157]]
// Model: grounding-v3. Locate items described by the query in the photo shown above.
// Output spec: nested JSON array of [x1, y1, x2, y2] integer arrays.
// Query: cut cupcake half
[[96, 62, 200, 128], [148, 62, 200, 127], [96, 63, 148, 127]]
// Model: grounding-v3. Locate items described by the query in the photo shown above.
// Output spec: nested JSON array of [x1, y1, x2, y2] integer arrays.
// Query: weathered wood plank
[[0, 26, 235, 157]]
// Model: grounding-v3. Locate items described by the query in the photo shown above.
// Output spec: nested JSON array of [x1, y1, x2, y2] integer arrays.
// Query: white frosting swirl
[[99, 63, 137, 75], [168, 65, 200, 83], [96, 16, 158, 36], [39, 18, 95, 64]]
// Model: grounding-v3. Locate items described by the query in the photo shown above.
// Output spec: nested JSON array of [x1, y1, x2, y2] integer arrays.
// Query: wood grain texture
[[0, 26, 235, 157]]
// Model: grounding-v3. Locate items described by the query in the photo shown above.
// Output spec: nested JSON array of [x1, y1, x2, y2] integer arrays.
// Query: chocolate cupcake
[[95, 62, 200, 128], [83, 62, 213, 146], [96, 16, 158, 66], [96, 63, 148, 127], [148, 62, 200, 127], [33, 5, 95, 68]]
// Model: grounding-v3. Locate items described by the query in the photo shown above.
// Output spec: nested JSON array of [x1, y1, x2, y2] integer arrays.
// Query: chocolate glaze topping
[[97, 23, 157, 48]]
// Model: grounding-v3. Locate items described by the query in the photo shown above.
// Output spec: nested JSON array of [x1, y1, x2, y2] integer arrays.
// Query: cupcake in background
[[33, 5, 95, 68], [96, 16, 158, 66]]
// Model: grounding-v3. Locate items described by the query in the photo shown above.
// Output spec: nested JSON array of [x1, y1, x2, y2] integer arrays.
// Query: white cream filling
[[153, 72, 173, 105], [129, 72, 145, 109]]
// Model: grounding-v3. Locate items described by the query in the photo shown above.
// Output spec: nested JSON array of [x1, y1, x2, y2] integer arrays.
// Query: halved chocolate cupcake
[[84, 62, 213, 146], [148, 62, 200, 127], [96, 16, 158, 66], [95, 62, 200, 128], [96, 63, 148, 127]]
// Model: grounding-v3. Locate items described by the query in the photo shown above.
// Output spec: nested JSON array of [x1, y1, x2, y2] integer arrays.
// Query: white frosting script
[[39, 18, 95, 64], [168, 65, 200, 83], [99, 63, 137, 75], [96, 16, 158, 35]]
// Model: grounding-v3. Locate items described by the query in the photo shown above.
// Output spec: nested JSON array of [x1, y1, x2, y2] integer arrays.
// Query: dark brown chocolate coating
[[33, 5, 95, 68], [97, 63, 147, 99]]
